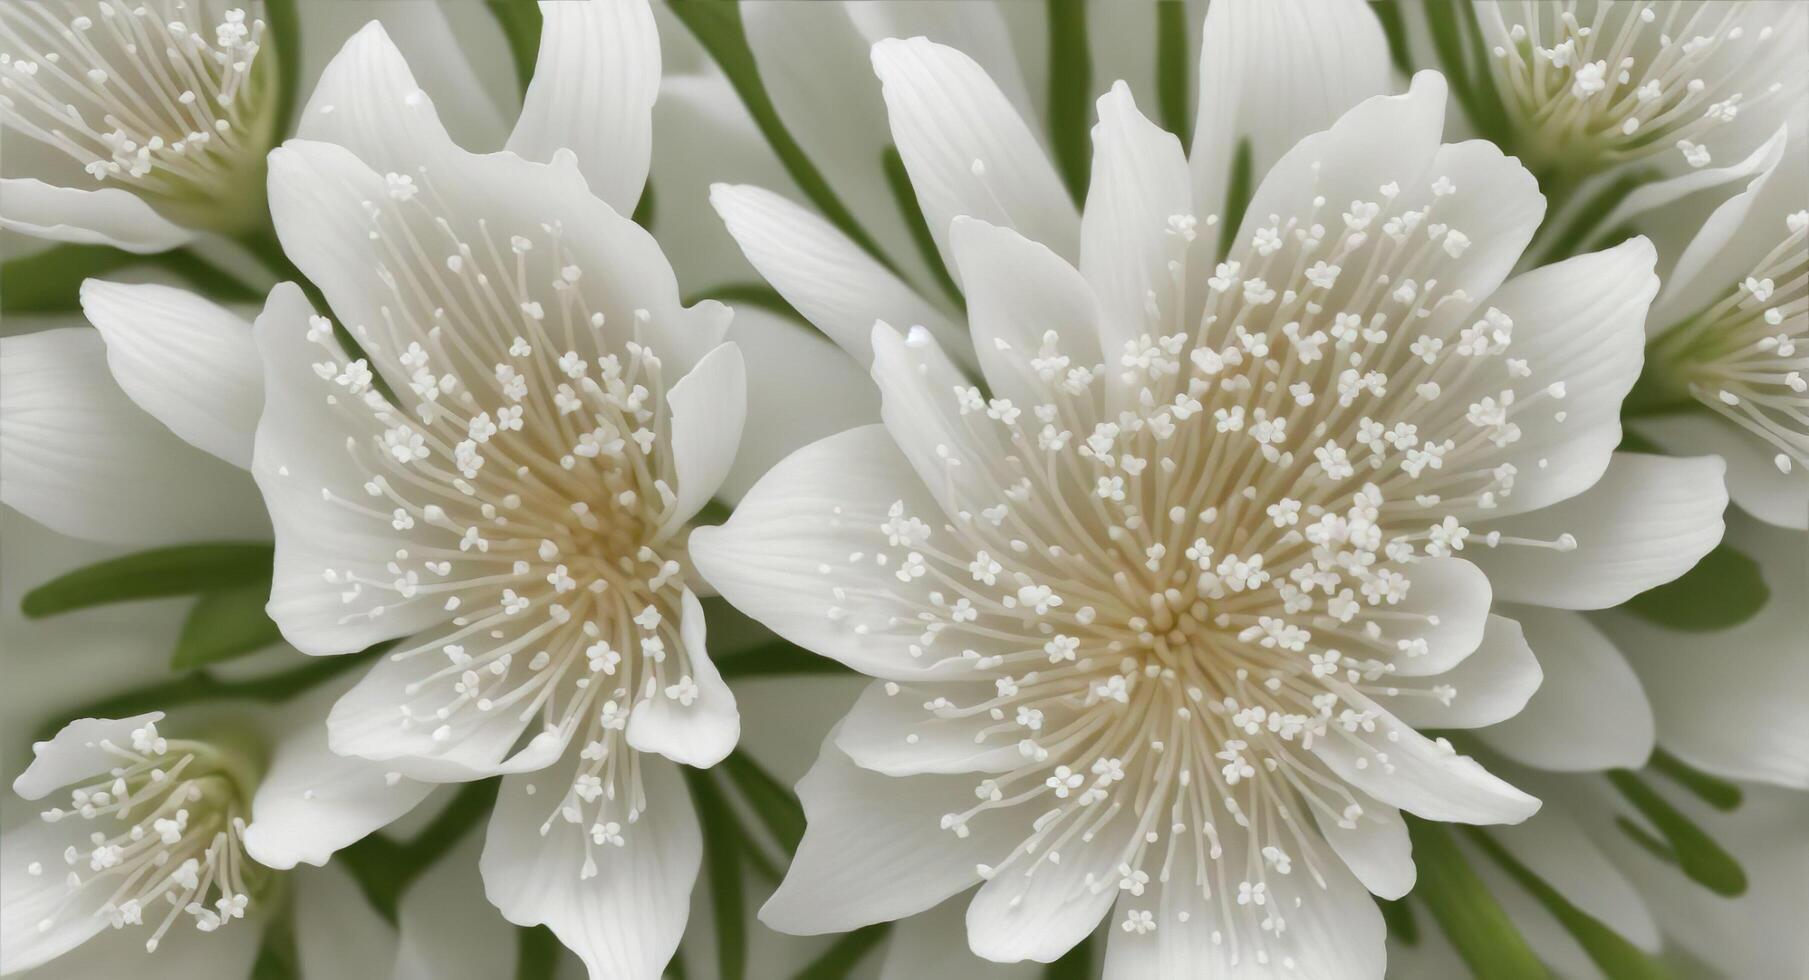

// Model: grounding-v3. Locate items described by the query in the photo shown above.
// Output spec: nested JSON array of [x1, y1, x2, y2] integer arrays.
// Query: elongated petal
[[1471, 453, 1728, 610], [79, 280, 261, 469], [660, 342, 746, 536], [295, 22, 457, 176], [966, 805, 1135, 963], [950, 216, 1104, 408], [624, 589, 739, 768], [13, 714, 162, 800], [0, 177, 192, 253], [1636, 413, 1807, 530], [1315, 697, 1539, 825], [1477, 606, 1654, 771], [835, 680, 1021, 777], [482, 751, 698, 979], [0, 329, 267, 546], [1313, 796, 1415, 901], [0, 817, 116, 973], [1382, 615, 1541, 729], [507, 0, 659, 214]]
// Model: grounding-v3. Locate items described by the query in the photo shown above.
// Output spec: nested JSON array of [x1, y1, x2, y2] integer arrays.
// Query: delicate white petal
[[0, 329, 267, 546], [1190, 0, 1393, 223], [1079, 83, 1192, 376], [1385, 557, 1493, 677], [1382, 615, 1541, 729], [0, 898, 261, 979], [759, 742, 1019, 936], [12, 713, 163, 799], [710, 182, 965, 368], [867, 322, 1015, 520], [691, 424, 977, 681], [0, 817, 115, 973], [293, 863, 398, 980], [1477, 606, 1654, 772], [1313, 796, 1415, 901], [1636, 413, 1807, 530], [871, 37, 1079, 273], [878, 894, 1038, 980], [394, 830, 517, 980], [295, 22, 458, 175], [245, 676, 434, 869], [1315, 698, 1540, 825], [0, 177, 192, 253], [660, 342, 747, 535], [507, 0, 659, 214], [482, 752, 698, 980], [835, 680, 1021, 777], [950, 216, 1104, 408], [1472, 453, 1728, 610], [79, 280, 261, 469], [625, 589, 739, 769], [965, 805, 1135, 964]]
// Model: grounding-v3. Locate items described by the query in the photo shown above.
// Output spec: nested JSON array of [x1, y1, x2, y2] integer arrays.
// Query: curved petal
[[394, 830, 516, 980], [0, 177, 192, 253], [660, 341, 747, 536], [12, 713, 162, 799], [0, 817, 114, 973], [709, 182, 965, 369], [1385, 557, 1493, 677], [1471, 453, 1728, 610], [1190, 0, 1393, 224], [292, 863, 398, 980], [295, 22, 458, 176], [481, 751, 699, 980], [877, 894, 1038, 980], [1636, 411, 1808, 531], [624, 589, 739, 769], [0, 329, 267, 546], [244, 676, 434, 870], [0, 894, 262, 979], [868, 321, 1016, 519], [1314, 696, 1539, 825], [834, 680, 1021, 777], [965, 805, 1136, 964], [1477, 606, 1654, 772], [1313, 796, 1415, 901], [759, 741, 1020, 936], [950, 216, 1104, 409], [79, 280, 261, 469], [507, 0, 659, 214], [871, 36, 1079, 273], [1381, 614, 1541, 729]]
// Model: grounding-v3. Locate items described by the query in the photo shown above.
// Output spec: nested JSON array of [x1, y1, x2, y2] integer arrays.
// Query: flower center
[[31, 720, 264, 952], [0, 0, 276, 229], [1486, 1, 1799, 174]]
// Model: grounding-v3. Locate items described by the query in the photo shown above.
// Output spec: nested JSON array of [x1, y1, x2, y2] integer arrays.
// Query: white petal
[[1190, 0, 1393, 223], [1078, 83, 1191, 380], [660, 342, 747, 536], [709, 182, 965, 369], [878, 894, 1039, 980], [1461, 238, 1660, 517], [760, 742, 1020, 935], [1313, 796, 1415, 901], [248, 283, 449, 656], [1, 897, 262, 979], [965, 805, 1135, 963], [481, 751, 698, 980], [79, 280, 261, 469], [1471, 453, 1728, 610], [506, 0, 659, 214], [244, 675, 434, 869], [0, 177, 192, 253], [0, 817, 113, 973], [625, 589, 739, 769], [1636, 413, 1807, 530], [1385, 557, 1493, 677], [0, 329, 267, 546], [690, 425, 984, 682], [716, 306, 881, 503], [292, 863, 398, 979], [842, 3, 1036, 122], [1315, 696, 1539, 825], [1595, 514, 1809, 789], [871, 37, 1079, 273], [835, 680, 1021, 777], [1382, 615, 1541, 729], [13, 713, 163, 800], [868, 322, 1015, 520], [1477, 606, 1654, 772], [296, 22, 458, 175], [394, 830, 517, 980], [950, 216, 1104, 408]]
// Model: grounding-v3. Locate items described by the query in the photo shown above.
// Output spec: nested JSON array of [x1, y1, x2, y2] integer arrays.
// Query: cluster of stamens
[[0, 0, 273, 224], [293, 171, 707, 878], [27, 721, 260, 953], [1485, 1, 1800, 174], [834, 167, 1571, 966], [1653, 210, 1809, 474]]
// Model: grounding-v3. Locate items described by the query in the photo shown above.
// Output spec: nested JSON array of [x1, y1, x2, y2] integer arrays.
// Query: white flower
[[242, 8, 753, 978], [693, 12, 1729, 973], [0, 0, 280, 249]]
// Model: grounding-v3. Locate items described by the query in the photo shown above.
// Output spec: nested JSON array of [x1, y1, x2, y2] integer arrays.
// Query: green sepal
[[22, 543, 275, 618], [1606, 769, 1747, 896]]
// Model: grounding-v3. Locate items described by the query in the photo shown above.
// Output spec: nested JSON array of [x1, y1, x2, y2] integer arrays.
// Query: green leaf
[[1378, 895, 1418, 946], [1649, 748, 1743, 811], [1155, 1, 1192, 142], [1405, 817, 1551, 980], [1464, 828, 1671, 980], [791, 923, 889, 980], [720, 750, 807, 856], [686, 770, 748, 980], [1217, 139, 1254, 262], [172, 585, 285, 669], [1607, 769, 1747, 896], [22, 543, 275, 618], [669, 1, 894, 270], [0, 244, 262, 314], [486, 0, 545, 97], [1623, 544, 1769, 632], [1371, 1, 1415, 79], [1045, 0, 1092, 205], [883, 146, 962, 308], [715, 641, 854, 680]]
